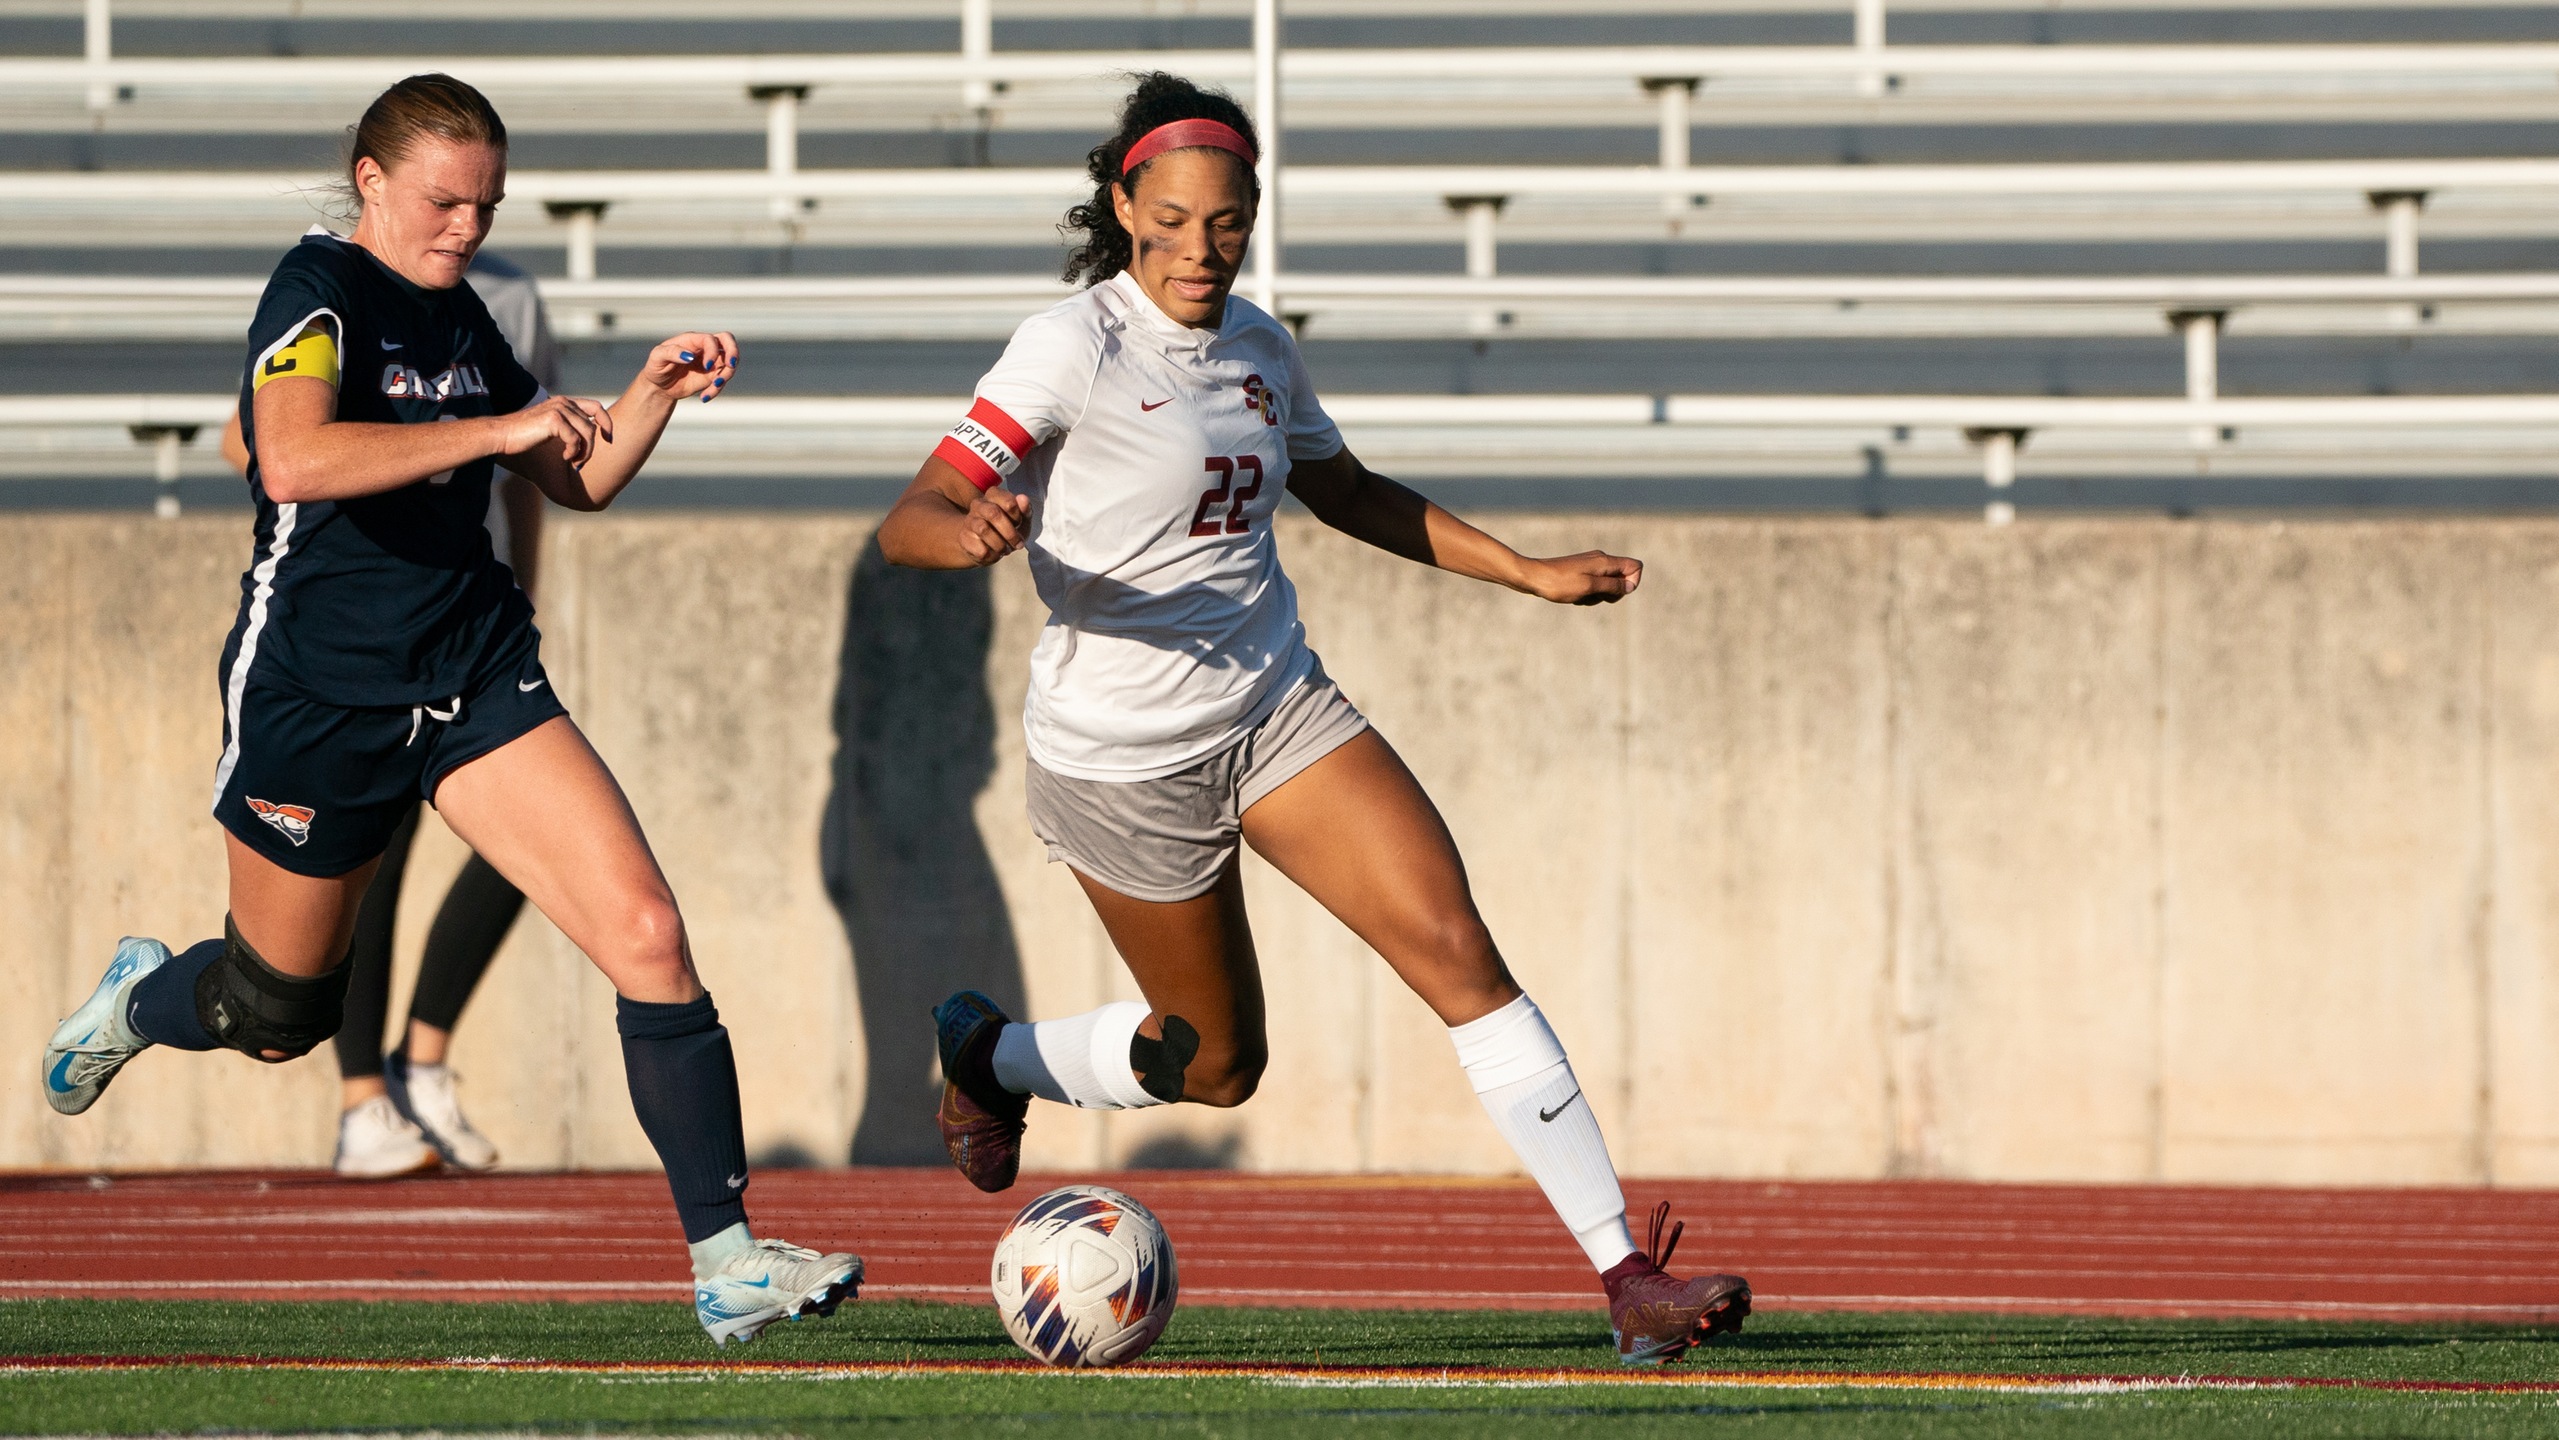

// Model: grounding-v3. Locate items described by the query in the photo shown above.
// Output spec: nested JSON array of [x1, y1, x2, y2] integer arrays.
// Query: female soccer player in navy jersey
[[223, 248, 552, 1180], [40, 74, 858, 1346], [879, 72, 1749, 1366]]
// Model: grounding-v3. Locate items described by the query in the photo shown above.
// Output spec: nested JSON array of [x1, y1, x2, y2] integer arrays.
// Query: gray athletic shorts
[[1025, 663, 1371, 903]]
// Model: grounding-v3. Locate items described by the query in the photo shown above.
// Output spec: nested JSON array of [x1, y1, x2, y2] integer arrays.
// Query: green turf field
[[3, 1299, 2555, 1437]]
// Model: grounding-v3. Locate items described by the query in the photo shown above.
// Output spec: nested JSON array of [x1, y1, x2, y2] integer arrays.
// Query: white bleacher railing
[[30, 394, 2559, 431], [4, 160, 2547, 280], [34, 0, 2554, 156], [40, 0, 2559, 15], [28, 44, 2559, 90], [15, 44, 2559, 138], [21, 159, 2552, 203], [16, 275, 2559, 403], [17, 392, 2559, 526]]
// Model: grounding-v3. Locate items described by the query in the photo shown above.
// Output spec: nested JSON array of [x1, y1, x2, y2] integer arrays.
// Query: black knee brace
[[194, 917, 351, 1063], [1129, 1014, 1200, 1103]]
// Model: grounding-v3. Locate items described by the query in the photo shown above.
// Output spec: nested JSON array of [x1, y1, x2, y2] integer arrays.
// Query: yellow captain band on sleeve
[[253, 321, 340, 393]]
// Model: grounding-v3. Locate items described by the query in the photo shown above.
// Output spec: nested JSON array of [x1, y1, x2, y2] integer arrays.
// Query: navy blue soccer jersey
[[226, 230, 545, 708]]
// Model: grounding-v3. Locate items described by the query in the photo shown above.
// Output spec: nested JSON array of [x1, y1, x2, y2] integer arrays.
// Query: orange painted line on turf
[[2, 1356, 2553, 1394]]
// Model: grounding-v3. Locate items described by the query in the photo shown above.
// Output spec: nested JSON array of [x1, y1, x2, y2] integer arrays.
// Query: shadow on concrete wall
[[1121, 1132, 1244, 1169], [823, 536, 1027, 1165]]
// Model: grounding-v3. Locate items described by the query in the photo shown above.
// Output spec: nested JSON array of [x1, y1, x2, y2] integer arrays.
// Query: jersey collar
[[1105, 271, 1227, 354]]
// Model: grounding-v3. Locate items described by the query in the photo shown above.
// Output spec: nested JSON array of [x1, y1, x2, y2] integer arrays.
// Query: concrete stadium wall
[[8, 511, 2559, 1188]]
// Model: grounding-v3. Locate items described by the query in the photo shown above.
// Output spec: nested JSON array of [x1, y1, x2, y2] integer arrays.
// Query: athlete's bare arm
[[509, 332, 737, 511], [1286, 446, 1641, 605], [253, 332, 733, 510], [252, 375, 580, 503], [878, 454, 1034, 569]]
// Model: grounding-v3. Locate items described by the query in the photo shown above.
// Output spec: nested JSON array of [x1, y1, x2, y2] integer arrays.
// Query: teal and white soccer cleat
[[693, 1238, 863, 1346], [41, 937, 169, 1116]]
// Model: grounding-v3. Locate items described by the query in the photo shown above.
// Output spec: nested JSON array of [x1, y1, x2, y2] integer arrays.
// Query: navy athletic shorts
[[212, 644, 567, 878]]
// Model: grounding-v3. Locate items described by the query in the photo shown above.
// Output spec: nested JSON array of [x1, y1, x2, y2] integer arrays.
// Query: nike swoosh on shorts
[[518, 678, 546, 692]]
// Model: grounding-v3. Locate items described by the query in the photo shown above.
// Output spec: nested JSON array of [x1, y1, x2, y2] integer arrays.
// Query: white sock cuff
[[1574, 1215, 1640, 1271], [992, 1001, 1168, 1111], [687, 1220, 756, 1281], [1448, 993, 1568, 1094], [1085, 1000, 1164, 1110], [989, 1019, 1047, 1099]]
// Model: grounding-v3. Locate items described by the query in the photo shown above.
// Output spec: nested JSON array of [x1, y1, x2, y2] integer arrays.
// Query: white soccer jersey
[[937, 272, 1345, 781]]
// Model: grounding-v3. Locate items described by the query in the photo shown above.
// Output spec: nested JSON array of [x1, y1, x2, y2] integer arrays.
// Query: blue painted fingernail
[[713, 376, 726, 386], [678, 351, 696, 362]]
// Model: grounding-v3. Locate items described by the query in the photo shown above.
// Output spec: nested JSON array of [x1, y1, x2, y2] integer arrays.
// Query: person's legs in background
[[332, 806, 438, 1177], [384, 851, 526, 1169]]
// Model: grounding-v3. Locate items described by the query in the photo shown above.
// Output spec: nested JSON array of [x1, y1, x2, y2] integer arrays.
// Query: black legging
[[333, 803, 527, 1080]]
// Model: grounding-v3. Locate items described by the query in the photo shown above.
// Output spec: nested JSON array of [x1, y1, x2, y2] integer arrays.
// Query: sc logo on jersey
[[1241, 374, 1281, 429]]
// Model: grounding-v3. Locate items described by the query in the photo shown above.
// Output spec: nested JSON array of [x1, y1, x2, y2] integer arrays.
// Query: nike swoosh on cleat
[[1539, 1089, 1582, 1123], [46, 1047, 82, 1094]]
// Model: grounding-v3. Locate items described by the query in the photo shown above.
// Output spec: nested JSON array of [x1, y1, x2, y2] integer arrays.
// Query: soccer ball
[[989, 1185, 1178, 1367]]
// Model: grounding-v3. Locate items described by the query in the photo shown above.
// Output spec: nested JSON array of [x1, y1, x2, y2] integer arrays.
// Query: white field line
[[3, 1355, 2552, 1396], [0, 1357, 2361, 1394], [6, 1275, 2558, 1320]]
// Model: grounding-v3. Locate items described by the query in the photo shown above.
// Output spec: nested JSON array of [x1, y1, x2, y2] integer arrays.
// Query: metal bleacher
[[5, 0, 2558, 515]]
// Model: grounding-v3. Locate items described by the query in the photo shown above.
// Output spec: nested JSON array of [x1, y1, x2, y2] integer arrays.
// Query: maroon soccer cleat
[[1601, 1200, 1751, 1365], [933, 990, 1029, 1193]]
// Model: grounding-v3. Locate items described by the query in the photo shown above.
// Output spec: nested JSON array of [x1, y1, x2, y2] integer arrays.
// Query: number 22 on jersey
[[1189, 455, 1265, 537]]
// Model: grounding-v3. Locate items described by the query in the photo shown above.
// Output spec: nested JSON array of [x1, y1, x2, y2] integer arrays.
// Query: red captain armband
[[934, 398, 1036, 492]]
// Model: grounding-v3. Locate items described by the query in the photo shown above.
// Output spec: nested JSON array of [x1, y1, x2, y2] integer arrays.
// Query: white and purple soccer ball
[[989, 1184, 1178, 1368]]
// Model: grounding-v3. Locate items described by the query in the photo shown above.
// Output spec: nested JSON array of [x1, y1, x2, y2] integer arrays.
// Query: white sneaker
[[334, 1094, 440, 1178], [42, 937, 168, 1116], [385, 1052, 498, 1171], [694, 1238, 863, 1346]]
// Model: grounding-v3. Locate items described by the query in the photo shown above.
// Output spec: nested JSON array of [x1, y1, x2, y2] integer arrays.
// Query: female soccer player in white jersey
[[880, 73, 1748, 1366], [38, 74, 859, 1346]]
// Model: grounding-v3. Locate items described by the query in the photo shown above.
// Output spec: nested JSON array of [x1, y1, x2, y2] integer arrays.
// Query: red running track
[[4, 1169, 2557, 1322]]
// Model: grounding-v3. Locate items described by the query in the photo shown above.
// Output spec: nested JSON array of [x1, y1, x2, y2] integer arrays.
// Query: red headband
[[1120, 118, 1256, 178]]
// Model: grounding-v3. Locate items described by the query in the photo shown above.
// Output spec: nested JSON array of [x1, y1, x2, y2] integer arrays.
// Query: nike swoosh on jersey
[[1539, 1089, 1582, 1123], [380, 339, 403, 350], [1140, 397, 1174, 411]]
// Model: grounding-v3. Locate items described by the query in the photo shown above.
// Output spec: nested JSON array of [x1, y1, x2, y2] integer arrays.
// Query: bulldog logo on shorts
[[245, 798, 316, 847]]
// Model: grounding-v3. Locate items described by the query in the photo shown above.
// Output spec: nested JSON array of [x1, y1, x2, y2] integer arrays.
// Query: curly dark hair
[[1061, 72, 1260, 288]]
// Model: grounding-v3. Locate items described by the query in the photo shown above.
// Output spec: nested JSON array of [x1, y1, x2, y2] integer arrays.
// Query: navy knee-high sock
[[125, 939, 224, 1051], [616, 994, 750, 1244]]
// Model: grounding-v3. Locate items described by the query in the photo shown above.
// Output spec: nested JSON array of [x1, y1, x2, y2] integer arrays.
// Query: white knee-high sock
[[990, 1001, 1165, 1110], [1452, 994, 1638, 1272]]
